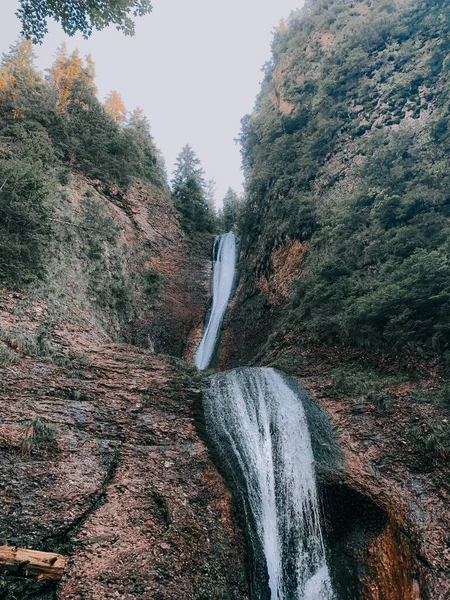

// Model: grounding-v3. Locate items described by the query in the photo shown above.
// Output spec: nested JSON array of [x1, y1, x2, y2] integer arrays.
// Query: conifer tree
[[171, 145, 214, 233], [48, 44, 96, 112], [222, 187, 241, 232], [104, 90, 127, 125], [0, 38, 41, 115]]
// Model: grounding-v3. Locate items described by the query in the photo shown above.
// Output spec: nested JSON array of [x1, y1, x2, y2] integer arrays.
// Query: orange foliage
[[279, 18, 288, 32], [48, 43, 96, 112], [0, 38, 39, 110], [104, 90, 127, 125]]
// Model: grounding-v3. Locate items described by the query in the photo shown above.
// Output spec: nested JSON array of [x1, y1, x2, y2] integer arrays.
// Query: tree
[[222, 187, 241, 232], [0, 38, 41, 114], [171, 145, 214, 233], [205, 178, 217, 213], [16, 0, 153, 44], [104, 90, 127, 125], [48, 44, 96, 112]]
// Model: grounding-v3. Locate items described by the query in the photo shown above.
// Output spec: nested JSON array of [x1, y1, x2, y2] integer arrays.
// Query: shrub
[[20, 418, 58, 457]]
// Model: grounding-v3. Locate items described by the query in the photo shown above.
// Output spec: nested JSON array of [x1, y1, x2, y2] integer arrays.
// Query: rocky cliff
[[221, 0, 450, 597], [0, 174, 248, 599]]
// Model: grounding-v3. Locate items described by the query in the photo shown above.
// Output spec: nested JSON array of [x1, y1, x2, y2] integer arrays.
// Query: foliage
[[238, 0, 450, 357], [407, 416, 450, 469], [20, 418, 58, 456], [220, 187, 242, 232], [104, 90, 127, 124], [171, 145, 215, 234], [0, 39, 167, 287], [16, 0, 152, 43], [332, 365, 398, 413]]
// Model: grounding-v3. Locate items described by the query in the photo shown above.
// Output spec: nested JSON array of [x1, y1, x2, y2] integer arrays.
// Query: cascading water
[[196, 231, 334, 598], [203, 368, 334, 600], [194, 231, 237, 370]]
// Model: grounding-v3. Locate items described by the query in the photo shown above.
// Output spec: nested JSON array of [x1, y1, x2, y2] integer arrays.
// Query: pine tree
[[104, 90, 127, 125], [0, 38, 41, 115], [171, 145, 213, 233], [48, 44, 96, 112], [205, 178, 217, 213], [222, 187, 241, 232]]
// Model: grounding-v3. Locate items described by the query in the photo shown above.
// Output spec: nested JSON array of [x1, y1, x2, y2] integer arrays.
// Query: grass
[[331, 364, 400, 414], [20, 418, 58, 457], [0, 342, 18, 366], [407, 416, 450, 469]]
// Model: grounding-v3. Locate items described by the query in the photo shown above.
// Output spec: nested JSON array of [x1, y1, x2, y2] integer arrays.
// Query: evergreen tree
[[0, 41, 57, 286], [222, 187, 241, 232], [104, 90, 127, 125], [48, 44, 96, 112], [171, 145, 213, 233]]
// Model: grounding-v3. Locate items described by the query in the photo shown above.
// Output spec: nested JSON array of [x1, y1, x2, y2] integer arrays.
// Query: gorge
[[1, 0, 450, 598]]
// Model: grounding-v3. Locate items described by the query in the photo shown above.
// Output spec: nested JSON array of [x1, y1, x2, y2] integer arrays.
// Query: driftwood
[[0, 545, 66, 580]]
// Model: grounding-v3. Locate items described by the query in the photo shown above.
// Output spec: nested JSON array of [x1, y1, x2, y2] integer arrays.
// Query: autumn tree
[[0, 38, 42, 116], [171, 145, 214, 233], [104, 90, 127, 125], [48, 44, 96, 111], [16, 0, 153, 44]]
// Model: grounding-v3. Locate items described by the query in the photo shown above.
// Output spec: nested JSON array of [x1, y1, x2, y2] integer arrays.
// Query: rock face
[[219, 316, 450, 598], [0, 346, 247, 600], [0, 176, 246, 599]]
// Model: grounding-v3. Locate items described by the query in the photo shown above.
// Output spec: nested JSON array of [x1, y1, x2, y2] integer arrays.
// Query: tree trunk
[[0, 545, 66, 580]]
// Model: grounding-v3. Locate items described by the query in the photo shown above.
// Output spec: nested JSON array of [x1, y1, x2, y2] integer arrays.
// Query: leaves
[[16, 0, 153, 44]]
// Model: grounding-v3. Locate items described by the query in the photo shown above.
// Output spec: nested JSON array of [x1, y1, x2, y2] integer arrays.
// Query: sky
[[0, 0, 304, 203]]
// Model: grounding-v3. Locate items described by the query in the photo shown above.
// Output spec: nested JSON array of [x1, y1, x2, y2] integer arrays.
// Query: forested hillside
[[235, 0, 450, 360], [0, 38, 248, 600], [0, 39, 214, 357]]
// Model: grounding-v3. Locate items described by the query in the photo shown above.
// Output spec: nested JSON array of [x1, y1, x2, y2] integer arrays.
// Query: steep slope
[[221, 0, 450, 597], [231, 0, 450, 363], [0, 41, 247, 600]]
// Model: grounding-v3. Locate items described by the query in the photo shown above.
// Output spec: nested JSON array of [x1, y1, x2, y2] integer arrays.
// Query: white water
[[194, 232, 237, 370], [204, 368, 334, 600]]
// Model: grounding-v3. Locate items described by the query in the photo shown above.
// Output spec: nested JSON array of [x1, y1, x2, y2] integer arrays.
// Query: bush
[[20, 418, 58, 457]]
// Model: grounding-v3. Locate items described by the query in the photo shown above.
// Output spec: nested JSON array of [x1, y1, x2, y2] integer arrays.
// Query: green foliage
[[17, 0, 152, 43], [407, 416, 450, 469], [142, 268, 164, 303], [171, 145, 215, 234], [331, 364, 398, 413], [0, 342, 18, 366], [238, 0, 450, 357], [0, 39, 167, 289], [220, 187, 242, 232], [20, 418, 58, 457]]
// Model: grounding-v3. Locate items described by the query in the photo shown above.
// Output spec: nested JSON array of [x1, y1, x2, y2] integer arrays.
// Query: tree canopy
[[237, 0, 450, 356], [171, 145, 215, 234], [0, 39, 165, 286], [16, 0, 152, 43]]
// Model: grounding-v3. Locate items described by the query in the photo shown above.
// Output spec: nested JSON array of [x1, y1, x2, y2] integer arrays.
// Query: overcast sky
[[1, 0, 303, 203]]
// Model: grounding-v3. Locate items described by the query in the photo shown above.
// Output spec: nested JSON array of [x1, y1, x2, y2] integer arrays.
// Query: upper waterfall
[[194, 232, 237, 370], [203, 367, 334, 600]]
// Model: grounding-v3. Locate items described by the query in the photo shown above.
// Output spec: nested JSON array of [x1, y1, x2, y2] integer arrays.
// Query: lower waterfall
[[203, 367, 334, 600]]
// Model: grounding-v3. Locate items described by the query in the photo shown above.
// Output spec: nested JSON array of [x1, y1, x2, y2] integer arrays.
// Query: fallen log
[[0, 545, 66, 580]]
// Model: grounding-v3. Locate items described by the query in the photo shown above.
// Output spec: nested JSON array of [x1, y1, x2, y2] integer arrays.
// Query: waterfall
[[194, 232, 237, 370], [203, 367, 334, 600]]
